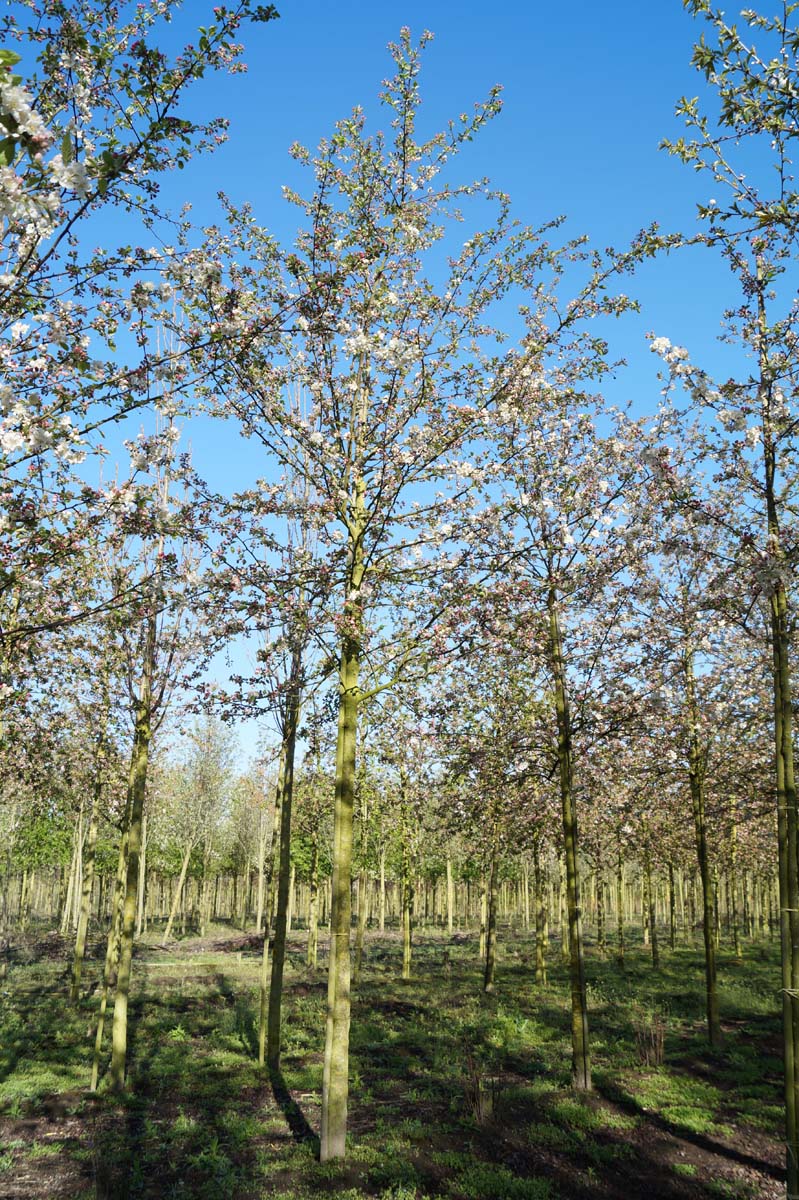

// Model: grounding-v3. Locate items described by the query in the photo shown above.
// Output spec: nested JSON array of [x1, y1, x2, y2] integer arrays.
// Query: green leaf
[[0, 50, 22, 68], [0, 137, 15, 167], [61, 132, 74, 164]]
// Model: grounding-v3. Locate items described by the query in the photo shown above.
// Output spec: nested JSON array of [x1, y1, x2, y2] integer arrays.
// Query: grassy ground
[[0, 924, 786, 1200]]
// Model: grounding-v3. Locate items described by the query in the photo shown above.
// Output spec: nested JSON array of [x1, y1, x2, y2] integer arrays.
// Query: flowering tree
[[654, 2, 799, 1182], [472, 381, 644, 1090], [184, 27, 568, 1158], [81, 422, 207, 1092], [0, 1, 277, 674]]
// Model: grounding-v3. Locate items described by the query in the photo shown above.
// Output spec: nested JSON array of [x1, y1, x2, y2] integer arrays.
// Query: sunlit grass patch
[[26, 1137, 65, 1158], [547, 1094, 602, 1130], [0, 1060, 88, 1111], [625, 1068, 728, 1135], [450, 1161, 552, 1200]]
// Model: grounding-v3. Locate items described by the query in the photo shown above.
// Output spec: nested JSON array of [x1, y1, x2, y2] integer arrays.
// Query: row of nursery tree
[[4, 709, 778, 968], [2, 0, 799, 1189]]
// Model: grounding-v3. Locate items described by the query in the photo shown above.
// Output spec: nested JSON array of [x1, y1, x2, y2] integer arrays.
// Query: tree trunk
[[108, 646, 154, 1091], [135, 813, 148, 940], [483, 832, 500, 994], [70, 746, 104, 1002], [256, 812, 268, 935], [446, 854, 454, 936], [479, 872, 488, 961], [400, 778, 414, 982], [379, 846, 386, 934], [771, 575, 799, 1191], [354, 871, 368, 982], [320, 616, 360, 1161], [548, 588, 590, 1090], [644, 847, 659, 969], [90, 814, 130, 1091], [685, 649, 721, 1047], [286, 864, 296, 933], [60, 813, 81, 936], [267, 658, 301, 1070], [533, 838, 547, 985], [729, 826, 741, 959], [258, 747, 284, 1066], [162, 844, 193, 946], [558, 857, 569, 963], [307, 835, 319, 969], [596, 870, 606, 958]]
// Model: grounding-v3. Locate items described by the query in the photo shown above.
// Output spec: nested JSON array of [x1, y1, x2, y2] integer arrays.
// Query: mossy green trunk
[[479, 873, 488, 961], [108, 662, 153, 1092], [446, 854, 454, 936], [548, 589, 590, 1090], [483, 832, 499, 994], [307, 835, 319, 969], [558, 858, 569, 963], [533, 838, 547, 985], [771, 578, 799, 1192], [684, 650, 721, 1047], [135, 814, 148, 938], [90, 800, 130, 1092], [70, 731, 104, 1002], [267, 659, 301, 1070], [258, 747, 284, 1066], [320, 624, 359, 1160]]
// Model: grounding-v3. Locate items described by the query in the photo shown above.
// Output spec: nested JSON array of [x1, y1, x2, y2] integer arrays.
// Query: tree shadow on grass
[[212, 969, 318, 1151], [595, 1074, 784, 1180], [268, 1061, 319, 1152], [87, 973, 273, 1198]]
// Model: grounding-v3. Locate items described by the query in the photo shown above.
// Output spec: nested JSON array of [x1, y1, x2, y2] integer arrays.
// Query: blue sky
[[89, 1, 760, 756], [184, 0, 705, 242], [162, 0, 738, 463]]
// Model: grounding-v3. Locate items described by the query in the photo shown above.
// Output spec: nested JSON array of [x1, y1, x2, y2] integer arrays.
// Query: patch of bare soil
[[0, 1098, 90, 1200]]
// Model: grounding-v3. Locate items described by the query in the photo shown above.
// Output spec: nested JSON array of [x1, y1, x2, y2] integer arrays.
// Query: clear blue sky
[[181, 0, 704, 243], [105, 1, 752, 756], [162, 0, 737, 486]]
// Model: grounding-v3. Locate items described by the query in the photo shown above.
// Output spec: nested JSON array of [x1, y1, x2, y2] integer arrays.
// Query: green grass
[[451, 1161, 552, 1199], [0, 927, 786, 1199], [623, 1068, 728, 1135]]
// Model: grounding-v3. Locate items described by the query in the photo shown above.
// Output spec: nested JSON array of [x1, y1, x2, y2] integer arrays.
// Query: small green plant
[[453, 1161, 552, 1200], [630, 1004, 666, 1067], [549, 1095, 601, 1131]]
